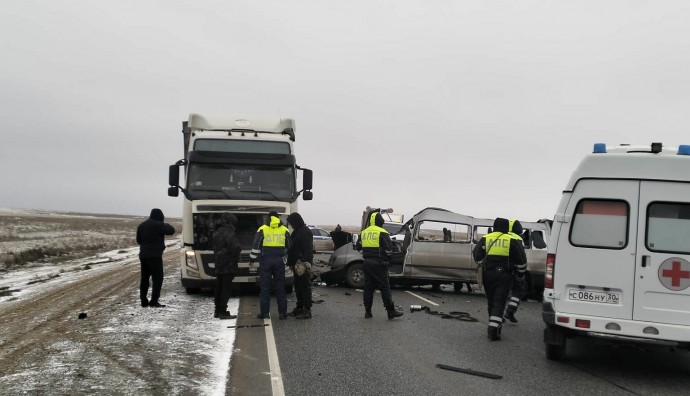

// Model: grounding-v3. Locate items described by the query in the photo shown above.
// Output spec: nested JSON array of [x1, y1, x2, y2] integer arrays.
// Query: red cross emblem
[[658, 258, 690, 291]]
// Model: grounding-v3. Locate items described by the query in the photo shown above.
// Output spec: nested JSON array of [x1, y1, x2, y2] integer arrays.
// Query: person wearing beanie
[[286, 212, 314, 319], [136, 208, 176, 308], [355, 210, 404, 320], [250, 211, 292, 320], [473, 217, 526, 341], [213, 213, 241, 320]]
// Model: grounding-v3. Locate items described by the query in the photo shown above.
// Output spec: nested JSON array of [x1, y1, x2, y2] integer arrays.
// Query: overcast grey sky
[[2, 1, 689, 226]]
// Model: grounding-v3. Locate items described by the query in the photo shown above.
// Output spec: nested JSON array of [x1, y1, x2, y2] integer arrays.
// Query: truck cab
[[168, 114, 313, 294]]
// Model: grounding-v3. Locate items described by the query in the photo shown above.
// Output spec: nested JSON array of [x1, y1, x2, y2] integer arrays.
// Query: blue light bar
[[593, 143, 607, 153], [678, 145, 690, 156]]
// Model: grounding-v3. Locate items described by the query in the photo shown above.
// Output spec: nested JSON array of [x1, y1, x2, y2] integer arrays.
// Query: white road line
[[405, 290, 440, 306], [212, 299, 239, 396], [264, 318, 285, 396]]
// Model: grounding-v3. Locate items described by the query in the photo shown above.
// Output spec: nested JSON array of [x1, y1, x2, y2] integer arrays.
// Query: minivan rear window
[[570, 199, 629, 249], [647, 202, 690, 254]]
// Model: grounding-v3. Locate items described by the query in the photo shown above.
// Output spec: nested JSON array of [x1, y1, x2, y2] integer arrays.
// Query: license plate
[[568, 289, 620, 304]]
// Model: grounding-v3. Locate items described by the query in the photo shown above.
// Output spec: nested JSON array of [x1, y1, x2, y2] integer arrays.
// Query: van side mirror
[[532, 231, 547, 249], [168, 186, 179, 197], [303, 190, 313, 201]]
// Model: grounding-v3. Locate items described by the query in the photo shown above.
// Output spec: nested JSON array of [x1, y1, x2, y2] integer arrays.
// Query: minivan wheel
[[345, 263, 365, 289], [545, 341, 566, 360]]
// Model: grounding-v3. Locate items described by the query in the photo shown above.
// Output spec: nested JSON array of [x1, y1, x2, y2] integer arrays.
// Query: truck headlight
[[185, 251, 198, 270]]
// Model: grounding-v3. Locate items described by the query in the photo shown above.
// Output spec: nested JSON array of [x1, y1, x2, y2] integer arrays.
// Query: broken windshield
[[186, 163, 296, 201]]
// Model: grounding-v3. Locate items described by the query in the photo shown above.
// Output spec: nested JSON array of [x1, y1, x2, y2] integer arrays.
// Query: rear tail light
[[557, 316, 570, 323], [575, 319, 591, 329], [544, 253, 555, 289]]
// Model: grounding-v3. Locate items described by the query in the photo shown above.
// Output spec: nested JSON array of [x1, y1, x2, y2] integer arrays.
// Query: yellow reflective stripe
[[485, 233, 511, 256], [263, 226, 288, 247]]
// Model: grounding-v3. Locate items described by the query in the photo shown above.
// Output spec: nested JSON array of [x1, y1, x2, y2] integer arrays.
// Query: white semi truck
[[168, 114, 313, 294]]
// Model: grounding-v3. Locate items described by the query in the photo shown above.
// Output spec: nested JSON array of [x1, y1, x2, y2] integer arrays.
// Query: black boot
[[488, 327, 501, 341], [387, 307, 404, 320], [504, 312, 518, 323], [218, 311, 237, 320], [365, 310, 373, 319]]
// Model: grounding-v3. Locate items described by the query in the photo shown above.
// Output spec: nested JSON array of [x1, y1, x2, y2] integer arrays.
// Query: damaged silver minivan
[[322, 207, 550, 297]]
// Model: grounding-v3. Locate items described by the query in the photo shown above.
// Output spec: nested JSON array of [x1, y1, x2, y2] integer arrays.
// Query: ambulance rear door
[[633, 181, 690, 325], [552, 179, 638, 320]]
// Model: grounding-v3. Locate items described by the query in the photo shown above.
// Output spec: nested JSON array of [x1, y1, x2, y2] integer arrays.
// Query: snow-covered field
[[0, 209, 238, 395]]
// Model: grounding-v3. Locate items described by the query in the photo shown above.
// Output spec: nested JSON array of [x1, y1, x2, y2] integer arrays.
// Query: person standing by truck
[[504, 219, 528, 323], [356, 211, 404, 320], [136, 208, 176, 308], [473, 217, 526, 340], [213, 213, 242, 320], [250, 211, 292, 320], [286, 212, 314, 319]]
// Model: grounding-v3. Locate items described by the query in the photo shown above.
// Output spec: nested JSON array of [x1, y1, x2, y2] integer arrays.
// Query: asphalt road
[[231, 282, 690, 396]]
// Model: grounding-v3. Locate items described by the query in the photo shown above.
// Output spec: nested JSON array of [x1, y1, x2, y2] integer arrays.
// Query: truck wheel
[[545, 341, 566, 360], [345, 263, 365, 289], [185, 287, 201, 294]]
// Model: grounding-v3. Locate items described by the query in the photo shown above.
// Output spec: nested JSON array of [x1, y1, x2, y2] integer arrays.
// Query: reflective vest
[[484, 232, 511, 257], [361, 212, 388, 248], [259, 217, 289, 248]]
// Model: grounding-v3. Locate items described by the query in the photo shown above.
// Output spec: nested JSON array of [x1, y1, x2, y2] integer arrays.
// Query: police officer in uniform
[[473, 217, 526, 340], [504, 219, 528, 323], [250, 211, 292, 320], [356, 211, 404, 320]]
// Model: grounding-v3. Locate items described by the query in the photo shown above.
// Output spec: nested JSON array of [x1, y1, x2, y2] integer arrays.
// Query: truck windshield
[[186, 163, 296, 201]]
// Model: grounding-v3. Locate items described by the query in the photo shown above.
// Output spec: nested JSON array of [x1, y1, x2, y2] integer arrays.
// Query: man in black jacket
[[213, 213, 242, 320], [472, 217, 526, 341], [136, 208, 176, 308], [286, 212, 314, 319]]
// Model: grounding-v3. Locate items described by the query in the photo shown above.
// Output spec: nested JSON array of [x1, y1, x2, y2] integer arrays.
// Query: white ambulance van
[[543, 143, 690, 360]]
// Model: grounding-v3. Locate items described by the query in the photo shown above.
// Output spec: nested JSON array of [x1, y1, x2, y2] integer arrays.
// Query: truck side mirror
[[169, 164, 180, 187], [168, 186, 179, 197], [303, 190, 313, 201], [302, 168, 313, 191]]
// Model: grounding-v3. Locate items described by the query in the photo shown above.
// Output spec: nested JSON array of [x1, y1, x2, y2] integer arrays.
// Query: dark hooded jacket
[[137, 208, 176, 259], [472, 217, 526, 271], [213, 213, 241, 274], [286, 212, 314, 268]]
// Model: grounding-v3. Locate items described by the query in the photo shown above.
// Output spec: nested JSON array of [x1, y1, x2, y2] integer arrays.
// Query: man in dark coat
[[286, 212, 314, 319], [213, 213, 242, 320], [136, 208, 175, 308], [356, 211, 404, 320], [473, 217, 526, 341]]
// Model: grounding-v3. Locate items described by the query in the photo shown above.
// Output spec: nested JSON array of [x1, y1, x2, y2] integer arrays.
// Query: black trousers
[[294, 270, 312, 310], [505, 274, 524, 316], [363, 259, 394, 312], [483, 269, 513, 329], [214, 273, 235, 313], [140, 256, 163, 304]]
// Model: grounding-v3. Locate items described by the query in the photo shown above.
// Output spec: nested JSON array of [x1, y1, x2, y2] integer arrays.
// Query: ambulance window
[[570, 199, 629, 249], [415, 221, 471, 243], [647, 202, 690, 254]]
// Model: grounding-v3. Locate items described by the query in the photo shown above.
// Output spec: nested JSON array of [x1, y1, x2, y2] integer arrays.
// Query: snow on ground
[[0, 239, 239, 395]]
